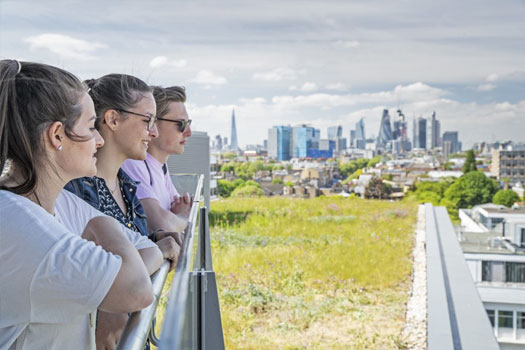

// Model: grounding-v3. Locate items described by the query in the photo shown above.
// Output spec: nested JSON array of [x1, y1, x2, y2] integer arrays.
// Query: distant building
[[349, 130, 356, 148], [268, 125, 292, 161], [354, 118, 366, 149], [443, 131, 459, 157], [413, 117, 427, 149], [327, 125, 342, 139], [492, 149, 525, 186], [214, 134, 223, 150], [230, 109, 239, 151], [377, 109, 393, 148], [426, 111, 440, 150], [291, 125, 320, 158], [327, 125, 346, 155], [167, 131, 213, 209], [308, 139, 334, 158]]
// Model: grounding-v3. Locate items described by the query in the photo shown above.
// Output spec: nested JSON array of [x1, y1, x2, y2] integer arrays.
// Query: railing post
[[191, 207, 224, 350]]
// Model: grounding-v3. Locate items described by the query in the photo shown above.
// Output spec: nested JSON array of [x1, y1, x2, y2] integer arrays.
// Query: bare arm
[[81, 216, 153, 313], [138, 246, 163, 275], [140, 197, 189, 233]]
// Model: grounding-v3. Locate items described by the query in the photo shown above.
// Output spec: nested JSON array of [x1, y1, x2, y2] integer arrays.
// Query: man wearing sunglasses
[[122, 86, 193, 236]]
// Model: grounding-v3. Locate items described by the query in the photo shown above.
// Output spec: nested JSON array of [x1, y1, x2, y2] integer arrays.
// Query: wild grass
[[210, 196, 417, 349]]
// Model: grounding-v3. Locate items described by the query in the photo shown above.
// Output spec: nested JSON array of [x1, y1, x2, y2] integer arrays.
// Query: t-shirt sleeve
[[121, 224, 157, 250], [122, 159, 157, 201], [57, 190, 156, 251], [30, 233, 122, 323]]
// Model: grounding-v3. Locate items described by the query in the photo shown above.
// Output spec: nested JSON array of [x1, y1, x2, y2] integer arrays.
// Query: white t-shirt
[[54, 190, 156, 251], [122, 153, 179, 211], [0, 190, 122, 350]]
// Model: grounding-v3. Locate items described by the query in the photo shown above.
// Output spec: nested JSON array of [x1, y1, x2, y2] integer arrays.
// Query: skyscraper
[[354, 118, 366, 149], [327, 125, 346, 154], [426, 111, 440, 150], [230, 109, 239, 151], [442, 131, 459, 155], [327, 126, 343, 139], [268, 126, 292, 161], [413, 117, 427, 149], [291, 125, 320, 158], [377, 109, 393, 148]]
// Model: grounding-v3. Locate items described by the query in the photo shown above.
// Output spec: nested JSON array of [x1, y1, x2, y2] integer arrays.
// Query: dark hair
[[151, 85, 186, 119], [0, 59, 85, 195], [86, 74, 152, 129]]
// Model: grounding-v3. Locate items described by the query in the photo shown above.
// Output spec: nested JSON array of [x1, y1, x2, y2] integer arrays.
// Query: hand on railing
[[170, 193, 193, 220], [156, 234, 182, 271]]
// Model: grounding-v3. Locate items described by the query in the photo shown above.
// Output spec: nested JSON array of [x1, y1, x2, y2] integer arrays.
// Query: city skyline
[[1, 0, 524, 148]]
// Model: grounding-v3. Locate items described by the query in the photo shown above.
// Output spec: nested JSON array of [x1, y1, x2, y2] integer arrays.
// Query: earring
[[57, 145, 63, 151]]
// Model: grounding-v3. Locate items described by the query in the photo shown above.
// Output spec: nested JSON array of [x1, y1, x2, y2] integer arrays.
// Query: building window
[[498, 310, 514, 328], [486, 309, 495, 327], [482, 261, 525, 283], [519, 312, 525, 330], [506, 262, 525, 283]]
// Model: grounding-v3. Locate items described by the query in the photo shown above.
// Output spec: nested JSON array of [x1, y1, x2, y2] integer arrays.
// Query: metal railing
[[117, 174, 224, 350], [426, 203, 500, 350]]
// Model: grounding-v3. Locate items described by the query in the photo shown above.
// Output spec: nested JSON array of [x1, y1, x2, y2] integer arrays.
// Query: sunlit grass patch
[[211, 196, 417, 349]]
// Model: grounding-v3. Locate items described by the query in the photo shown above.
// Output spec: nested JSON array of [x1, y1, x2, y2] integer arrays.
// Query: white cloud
[[325, 83, 348, 91], [150, 56, 168, 68], [149, 56, 187, 69], [486, 73, 499, 82], [190, 70, 227, 86], [392, 82, 448, 101], [24, 33, 106, 61], [271, 82, 448, 110], [239, 97, 267, 104], [289, 82, 318, 92], [252, 67, 298, 82], [477, 83, 496, 91], [333, 40, 361, 48]]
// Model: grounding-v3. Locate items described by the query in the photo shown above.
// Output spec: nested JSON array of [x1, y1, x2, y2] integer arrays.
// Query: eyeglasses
[[156, 117, 192, 132], [115, 109, 157, 131]]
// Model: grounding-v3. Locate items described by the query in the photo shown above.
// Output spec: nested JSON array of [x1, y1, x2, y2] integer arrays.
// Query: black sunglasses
[[115, 109, 157, 131], [156, 118, 192, 132]]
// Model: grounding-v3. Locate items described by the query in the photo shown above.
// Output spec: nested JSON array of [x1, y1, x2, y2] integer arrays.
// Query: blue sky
[[1, 0, 524, 148]]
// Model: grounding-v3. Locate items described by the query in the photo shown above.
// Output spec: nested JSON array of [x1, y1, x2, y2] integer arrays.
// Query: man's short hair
[[151, 85, 186, 118]]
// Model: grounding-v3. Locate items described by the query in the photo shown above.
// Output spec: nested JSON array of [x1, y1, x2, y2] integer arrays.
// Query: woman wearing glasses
[[122, 85, 193, 236], [65, 74, 180, 349]]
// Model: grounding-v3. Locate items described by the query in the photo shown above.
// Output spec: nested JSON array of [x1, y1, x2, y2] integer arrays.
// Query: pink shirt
[[122, 153, 179, 211]]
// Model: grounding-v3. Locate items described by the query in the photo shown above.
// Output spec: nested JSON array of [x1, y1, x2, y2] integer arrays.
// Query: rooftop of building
[[459, 231, 525, 255]]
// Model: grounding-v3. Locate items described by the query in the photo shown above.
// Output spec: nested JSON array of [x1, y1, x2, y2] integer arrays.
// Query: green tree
[[231, 185, 264, 197], [232, 179, 246, 188], [462, 150, 477, 173], [367, 155, 382, 168], [443, 171, 498, 210], [339, 158, 368, 178], [221, 163, 236, 173], [493, 190, 520, 207], [217, 180, 235, 197], [342, 168, 363, 184], [364, 177, 392, 200], [222, 152, 237, 160]]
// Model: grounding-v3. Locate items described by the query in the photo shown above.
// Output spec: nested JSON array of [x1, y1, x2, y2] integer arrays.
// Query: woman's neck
[[4, 165, 64, 215], [94, 144, 127, 186]]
